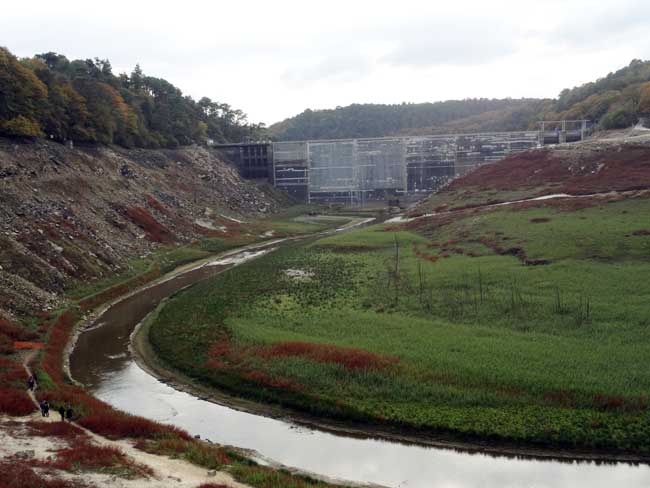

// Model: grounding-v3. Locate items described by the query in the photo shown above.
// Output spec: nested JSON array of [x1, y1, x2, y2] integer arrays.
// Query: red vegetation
[[44, 438, 152, 477], [445, 145, 650, 196], [25, 420, 86, 440], [412, 244, 440, 263], [0, 388, 35, 416], [0, 461, 88, 488], [479, 236, 551, 266], [121, 206, 175, 243], [78, 411, 190, 440], [0, 358, 36, 416], [145, 195, 171, 216], [42, 310, 79, 384], [254, 341, 399, 371], [13, 341, 44, 350], [0, 318, 38, 342], [592, 393, 650, 412]]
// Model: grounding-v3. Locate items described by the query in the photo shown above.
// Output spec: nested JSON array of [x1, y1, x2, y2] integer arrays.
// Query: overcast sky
[[3, 0, 650, 125]]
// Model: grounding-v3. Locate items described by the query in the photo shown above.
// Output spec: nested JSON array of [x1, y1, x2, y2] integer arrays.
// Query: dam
[[214, 120, 589, 204]]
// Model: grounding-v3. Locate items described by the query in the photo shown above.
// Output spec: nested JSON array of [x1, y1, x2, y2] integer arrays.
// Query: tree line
[[269, 59, 650, 141], [0, 47, 263, 147]]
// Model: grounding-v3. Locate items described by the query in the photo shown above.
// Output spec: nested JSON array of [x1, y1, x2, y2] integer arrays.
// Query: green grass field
[[148, 195, 650, 453]]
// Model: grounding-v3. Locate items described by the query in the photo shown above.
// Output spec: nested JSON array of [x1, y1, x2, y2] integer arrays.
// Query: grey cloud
[[552, 0, 650, 50], [282, 52, 374, 87], [380, 19, 519, 67]]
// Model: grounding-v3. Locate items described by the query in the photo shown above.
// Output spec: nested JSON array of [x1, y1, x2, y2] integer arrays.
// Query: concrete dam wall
[[215, 125, 587, 204]]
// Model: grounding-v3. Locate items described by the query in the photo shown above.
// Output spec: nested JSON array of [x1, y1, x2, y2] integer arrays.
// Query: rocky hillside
[[0, 138, 282, 319]]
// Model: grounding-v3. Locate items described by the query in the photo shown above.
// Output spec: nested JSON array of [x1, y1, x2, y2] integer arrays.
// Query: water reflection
[[92, 361, 650, 488]]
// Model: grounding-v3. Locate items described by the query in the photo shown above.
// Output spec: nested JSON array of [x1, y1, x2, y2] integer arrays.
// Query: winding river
[[69, 219, 650, 488]]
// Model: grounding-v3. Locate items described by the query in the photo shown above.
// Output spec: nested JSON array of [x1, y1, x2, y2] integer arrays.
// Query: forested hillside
[[269, 60, 650, 140], [0, 47, 262, 147], [267, 98, 542, 140]]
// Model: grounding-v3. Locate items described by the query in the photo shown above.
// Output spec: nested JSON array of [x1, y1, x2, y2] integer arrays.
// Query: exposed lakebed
[[69, 221, 650, 488]]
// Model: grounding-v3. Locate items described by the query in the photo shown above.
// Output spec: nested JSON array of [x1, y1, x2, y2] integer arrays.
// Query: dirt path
[[19, 350, 249, 488]]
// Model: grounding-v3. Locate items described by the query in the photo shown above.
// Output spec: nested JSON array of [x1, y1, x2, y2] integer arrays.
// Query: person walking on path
[[27, 375, 35, 391], [65, 406, 74, 422], [58, 405, 65, 422], [39, 400, 50, 417]]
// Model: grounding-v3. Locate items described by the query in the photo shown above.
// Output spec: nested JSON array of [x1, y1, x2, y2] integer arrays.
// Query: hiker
[[40, 400, 50, 417], [27, 376, 35, 391], [58, 405, 65, 421], [65, 406, 74, 422]]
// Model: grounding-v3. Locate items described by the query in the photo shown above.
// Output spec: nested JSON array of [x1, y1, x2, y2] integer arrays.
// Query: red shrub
[[25, 421, 87, 441], [145, 195, 170, 216], [0, 388, 35, 416], [49, 440, 128, 471], [78, 412, 191, 441], [0, 318, 38, 341], [0, 461, 86, 488], [255, 341, 399, 371], [13, 341, 44, 350], [42, 311, 79, 384], [0, 358, 36, 416], [122, 206, 174, 243]]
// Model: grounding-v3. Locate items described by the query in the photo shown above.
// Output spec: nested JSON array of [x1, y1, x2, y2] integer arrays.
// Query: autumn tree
[[0, 47, 47, 137]]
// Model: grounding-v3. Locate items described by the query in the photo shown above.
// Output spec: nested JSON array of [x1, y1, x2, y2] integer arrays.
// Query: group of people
[[28, 372, 75, 422]]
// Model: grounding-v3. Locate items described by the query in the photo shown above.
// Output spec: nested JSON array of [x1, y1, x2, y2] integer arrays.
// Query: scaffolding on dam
[[214, 121, 590, 205], [271, 131, 543, 204]]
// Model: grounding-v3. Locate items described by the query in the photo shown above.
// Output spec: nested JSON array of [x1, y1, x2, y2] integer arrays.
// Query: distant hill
[[269, 60, 650, 141], [267, 99, 544, 141]]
